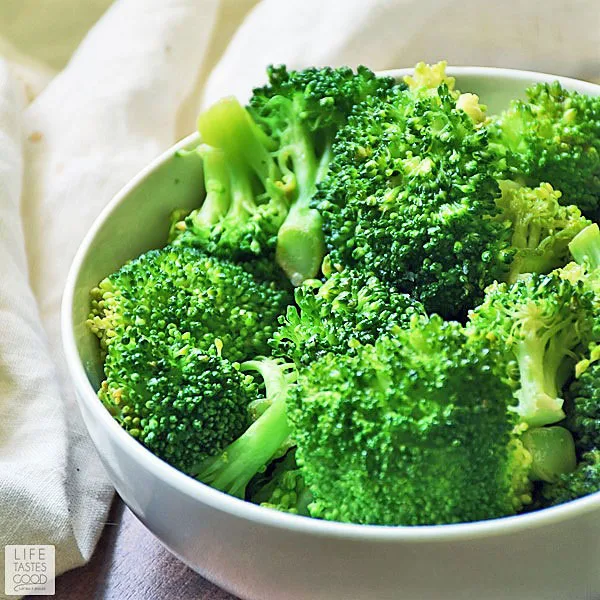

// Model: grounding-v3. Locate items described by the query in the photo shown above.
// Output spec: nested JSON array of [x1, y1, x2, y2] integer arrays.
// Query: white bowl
[[62, 67, 600, 600]]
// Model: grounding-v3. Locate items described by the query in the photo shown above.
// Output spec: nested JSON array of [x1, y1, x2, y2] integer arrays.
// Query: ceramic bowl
[[62, 67, 600, 600]]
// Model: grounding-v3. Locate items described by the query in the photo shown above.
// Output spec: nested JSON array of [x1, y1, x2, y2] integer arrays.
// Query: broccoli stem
[[569, 223, 600, 270], [194, 359, 293, 498], [197, 96, 279, 193], [195, 145, 231, 227], [514, 333, 566, 427], [522, 426, 576, 482], [276, 131, 329, 285]]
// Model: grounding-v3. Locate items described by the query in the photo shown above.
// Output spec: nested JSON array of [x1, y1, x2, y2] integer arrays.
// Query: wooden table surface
[[33, 498, 239, 600]]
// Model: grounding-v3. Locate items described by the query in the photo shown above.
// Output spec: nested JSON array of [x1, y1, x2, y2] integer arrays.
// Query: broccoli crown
[[488, 82, 600, 220], [88, 245, 291, 362], [247, 449, 313, 516], [170, 138, 288, 260], [541, 449, 600, 506], [98, 343, 256, 475], [467, 270, 599, 427], [566, 347, 600, 453], [87, 246, 292, 473], [249, 65, 396, 140], [249, 65, 396, 284], [496, 181, 591, 282], [289, 316, 533, 526], [316, 82, 512, 318], [195, 358, 297, 498], [273, 266, 425, 366]]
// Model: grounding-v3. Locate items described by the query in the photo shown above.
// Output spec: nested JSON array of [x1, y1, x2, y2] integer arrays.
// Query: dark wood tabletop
[[32, 498, 239, 600]]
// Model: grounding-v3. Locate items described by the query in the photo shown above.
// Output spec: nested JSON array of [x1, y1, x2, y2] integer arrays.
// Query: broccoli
[[248, 65, 396, 284], [170, 101, 288, 260], [89, 61, 600, 524], [87, 246, 292, 473], [488, 81, 600, 220], [288, 315, 535, 525], [496, 181, 591, 283], [194, 358, 296, 498], [541, 450, 600, 506], [467, 270, 598, 427], [247, 449, 313, 516], [172, 66, 395, 281], [316, 64, 512, 318], [273, 262, 425, 366], [540, 347, 600, 507]]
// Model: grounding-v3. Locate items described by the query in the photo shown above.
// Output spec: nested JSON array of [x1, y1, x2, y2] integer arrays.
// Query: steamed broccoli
[[87, 246, 291, 473], [172, 66, 395, 281], [288, 316, 534, 525], [539, 233, 600, 506], [316, 64, 511, 318], [194, 358, 296, 498], [467, 270, 598, 427], [170, 101, 288, 260], [89, 61, 600, 525], [249, 65, 396, 283], [273, 263, 425, 365], [488, 81, 600, 220], [496, 181, 591, 283]]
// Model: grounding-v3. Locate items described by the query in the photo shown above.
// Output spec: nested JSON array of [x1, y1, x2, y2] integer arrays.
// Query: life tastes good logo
[[4, 545, 55, 596]]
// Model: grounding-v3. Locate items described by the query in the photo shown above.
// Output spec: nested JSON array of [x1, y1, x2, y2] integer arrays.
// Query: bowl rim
[[62, 65, 600, 542]]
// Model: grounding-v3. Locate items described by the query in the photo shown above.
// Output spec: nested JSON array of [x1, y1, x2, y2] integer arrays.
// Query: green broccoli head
[[316, 81, 512, 319], [467, 270, 599, 427], [250, 65, 396, 284], [195, 358, 297, 499], [170, 136, 288, 260], [488, 82, 600, 220], [87, 246, 292, 473], [496, 181, 591, 282], [88, 245, 291, 363], [98, 342, 256, 475], [273, 264, 425, 366], [173, 66, 396, 282], [289, 316, 533, 525]]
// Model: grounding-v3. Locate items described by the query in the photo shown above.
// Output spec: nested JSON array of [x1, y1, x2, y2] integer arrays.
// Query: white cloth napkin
[[0, 0, 598, 594]]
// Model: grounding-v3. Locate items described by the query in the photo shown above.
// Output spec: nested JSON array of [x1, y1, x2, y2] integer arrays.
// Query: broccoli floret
[[288, 316, 534, 525], [488, 82, 600, 220], [496, 181, 591, 283], [87, 246, 292, 473], [247, 449, 313, 516], [316, 68, 511, 318], [195, 359, 296, 498], [170, 102, 289, 259], [467, 270, 598, 427], [541, 449, 600, 506], [249, 65, 396, 284], [273, 263, 425, 366], [172, 66, 395, 281], [88, 246, 291, 363]]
